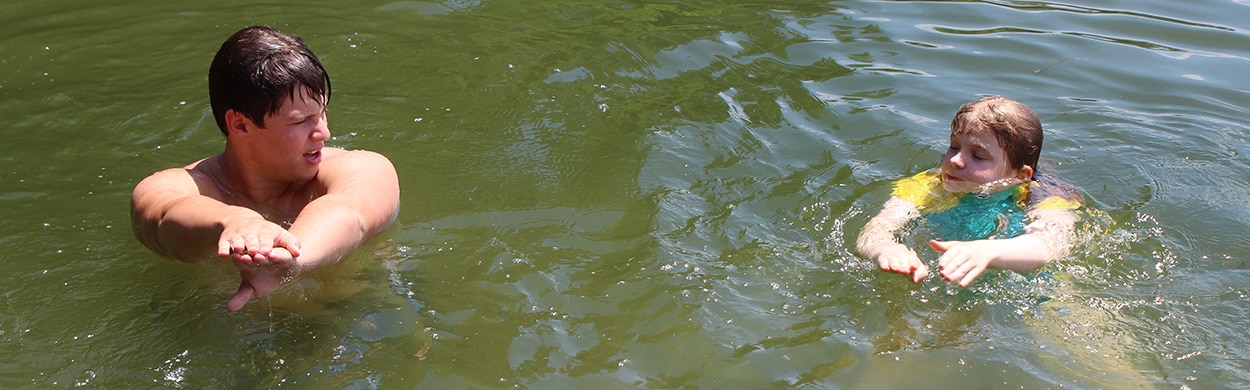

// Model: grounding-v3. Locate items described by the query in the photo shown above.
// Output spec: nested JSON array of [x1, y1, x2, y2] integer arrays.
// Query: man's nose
[[311, 122, 330, 141]]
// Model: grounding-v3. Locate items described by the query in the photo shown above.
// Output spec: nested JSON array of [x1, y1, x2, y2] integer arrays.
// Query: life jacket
[[891, 169, 1081, 241]]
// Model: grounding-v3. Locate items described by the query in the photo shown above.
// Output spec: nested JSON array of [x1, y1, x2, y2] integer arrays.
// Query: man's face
[[247, 89, 330, 182], [940, 131, 1022, 193]]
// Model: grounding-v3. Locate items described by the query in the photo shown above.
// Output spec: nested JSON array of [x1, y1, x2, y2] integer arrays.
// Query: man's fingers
[[231, 237, 246, 254], [274, 232, 302, 258], [251, 253, 270, 265], [226, 282, 256, 312], [218, 238, 233, 258], [243, 233, 262, 256]]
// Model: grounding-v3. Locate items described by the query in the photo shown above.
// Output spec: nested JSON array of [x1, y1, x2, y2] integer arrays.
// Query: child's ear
[[1016, 165, 1034, 181]]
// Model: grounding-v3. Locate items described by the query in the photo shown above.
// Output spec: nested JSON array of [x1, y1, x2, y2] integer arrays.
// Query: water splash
[[970, 177, 1024, 198]]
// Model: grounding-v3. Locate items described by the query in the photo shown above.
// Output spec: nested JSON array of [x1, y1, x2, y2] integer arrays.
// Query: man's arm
[[224, 150, 398, 312], [283, 149, 400, 274], [130, 167, 300, 262]]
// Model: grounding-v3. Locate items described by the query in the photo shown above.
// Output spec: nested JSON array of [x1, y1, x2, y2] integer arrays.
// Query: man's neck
[[212, 152, 299, 207]]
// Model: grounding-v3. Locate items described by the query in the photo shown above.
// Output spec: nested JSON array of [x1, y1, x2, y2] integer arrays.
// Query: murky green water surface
[[3, 0, 1249, 388]]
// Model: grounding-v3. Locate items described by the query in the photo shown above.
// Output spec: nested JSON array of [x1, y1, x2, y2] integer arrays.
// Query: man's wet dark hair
[[208, 26, 331, 134]]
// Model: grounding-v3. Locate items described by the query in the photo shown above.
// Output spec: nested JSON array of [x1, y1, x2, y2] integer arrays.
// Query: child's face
[[940, 131, 1027, 193]]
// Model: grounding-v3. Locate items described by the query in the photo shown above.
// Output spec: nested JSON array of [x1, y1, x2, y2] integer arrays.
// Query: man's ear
[[1017, 165, 1035, 181], [223, 109, 253, 136]]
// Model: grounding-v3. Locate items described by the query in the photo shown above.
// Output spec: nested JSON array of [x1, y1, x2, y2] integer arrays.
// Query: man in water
[[130, 26, 400, 311]]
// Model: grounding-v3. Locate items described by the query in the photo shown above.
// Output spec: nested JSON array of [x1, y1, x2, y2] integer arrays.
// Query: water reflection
[[3, 0, 1250, 387]]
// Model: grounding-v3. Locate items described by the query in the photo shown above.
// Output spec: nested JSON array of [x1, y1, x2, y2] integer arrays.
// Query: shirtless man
[[131, 26, 400, 311]]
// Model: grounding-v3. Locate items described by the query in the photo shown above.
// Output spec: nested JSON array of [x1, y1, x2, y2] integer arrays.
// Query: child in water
[[856, 96, 1082, 287]]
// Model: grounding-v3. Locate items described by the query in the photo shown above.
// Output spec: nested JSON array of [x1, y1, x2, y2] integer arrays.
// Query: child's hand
[[877, 245, 928, 283], [930, 240, 995, 287]]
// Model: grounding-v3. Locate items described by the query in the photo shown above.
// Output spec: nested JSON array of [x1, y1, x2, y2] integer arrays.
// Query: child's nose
[[949, 152, 965, 168]]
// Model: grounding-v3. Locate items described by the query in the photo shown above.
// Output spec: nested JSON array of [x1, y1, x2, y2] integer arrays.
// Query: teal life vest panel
[[891, 169, 1080, 241]]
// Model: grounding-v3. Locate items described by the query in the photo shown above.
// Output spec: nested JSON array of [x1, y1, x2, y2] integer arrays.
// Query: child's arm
[[856, 196, 928, 283], [931, 208, 1077, 287]]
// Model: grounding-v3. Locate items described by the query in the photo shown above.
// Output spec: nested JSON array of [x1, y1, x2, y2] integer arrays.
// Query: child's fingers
[[893, 256, 916, 275], [912, 265, 929, 283], [938, 252, 965, 280], [941, 253, 981, 285], [958, 264, 986, 287], [879, 254, 900, 272]]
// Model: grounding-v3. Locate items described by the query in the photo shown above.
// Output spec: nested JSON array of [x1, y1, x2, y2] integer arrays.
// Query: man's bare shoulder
[[314, 148, 399, 208], [133, 156, 224, 199], [318, 148, 396, 179], [321, 147, 392, 164]]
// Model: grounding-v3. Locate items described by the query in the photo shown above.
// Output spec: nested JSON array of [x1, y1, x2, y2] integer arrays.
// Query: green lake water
[[2, 0, 1249, 388]]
